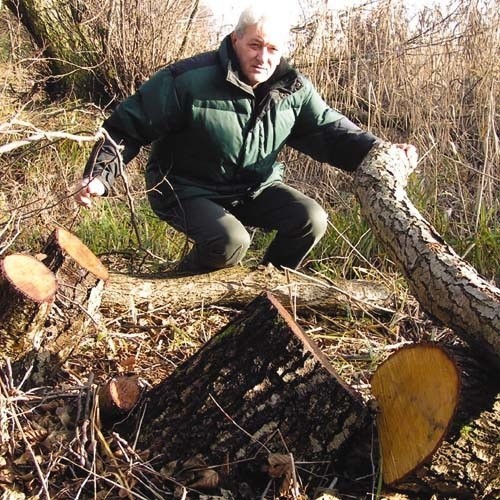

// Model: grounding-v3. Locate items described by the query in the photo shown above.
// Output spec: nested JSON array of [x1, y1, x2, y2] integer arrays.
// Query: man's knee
[[293, 198, 328, 240], [199, 224, 251, 269]]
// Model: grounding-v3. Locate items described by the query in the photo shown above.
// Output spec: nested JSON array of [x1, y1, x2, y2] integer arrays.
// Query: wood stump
[[133, 292, 372, 495], [41, 227, 108, 361], [2, 228, 109, 383], [0, 254, 57, 360], [98, 375, 142, 420]]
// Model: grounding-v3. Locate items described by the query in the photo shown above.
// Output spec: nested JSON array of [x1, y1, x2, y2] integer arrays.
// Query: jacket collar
[[218, 35, 299, 96]]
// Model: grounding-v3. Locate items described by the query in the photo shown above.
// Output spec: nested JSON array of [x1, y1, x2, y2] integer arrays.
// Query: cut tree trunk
[[132, 292, 372, 495], [334, 342, 499, 498], [371, 344, 461, 485], [390, 343, 500, 498], [102, 265, 393, 318], [39, 227, 108, 361], [354, 143, 500, 369], [0, 254, 57, 360], [7, 228, 108, 383]]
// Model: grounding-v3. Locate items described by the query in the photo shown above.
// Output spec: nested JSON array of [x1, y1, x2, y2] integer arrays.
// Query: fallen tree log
[[354, 143, 500, 369], [101, 265, 393, 317], [131, 292, 372, 496], [122, 294, 463, 497]]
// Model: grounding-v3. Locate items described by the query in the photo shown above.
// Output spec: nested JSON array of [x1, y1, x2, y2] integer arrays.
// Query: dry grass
[[1, 266, 455, 499], [286, 0, 499, 280]]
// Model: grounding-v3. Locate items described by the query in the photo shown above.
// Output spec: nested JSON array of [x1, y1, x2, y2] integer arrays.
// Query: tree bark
[[0, 254, 57, 360], [132, 292, 372, 495], [5, 0, 98, 94], [354, 143, 500, 369], [101, 266, 393, 317]]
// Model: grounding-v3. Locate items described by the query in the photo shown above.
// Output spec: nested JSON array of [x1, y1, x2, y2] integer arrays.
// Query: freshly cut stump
[[371, 344, 460, 485], [0, 254, 57, 359], [40, 227, 109, 361], [42, 227, 109, 281]]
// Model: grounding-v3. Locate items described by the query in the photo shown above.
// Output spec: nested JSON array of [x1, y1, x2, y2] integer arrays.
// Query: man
[[75, 4, 417, 271]]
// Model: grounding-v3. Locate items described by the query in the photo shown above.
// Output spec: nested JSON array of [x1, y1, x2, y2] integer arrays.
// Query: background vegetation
[[0, 0, 498, 283]]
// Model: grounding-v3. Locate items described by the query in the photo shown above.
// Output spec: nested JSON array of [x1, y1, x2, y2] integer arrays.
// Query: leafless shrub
[[5, 0, 217, 98]]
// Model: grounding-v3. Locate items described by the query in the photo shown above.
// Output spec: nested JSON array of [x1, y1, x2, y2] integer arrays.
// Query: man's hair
[[234, 2, 292, 39]]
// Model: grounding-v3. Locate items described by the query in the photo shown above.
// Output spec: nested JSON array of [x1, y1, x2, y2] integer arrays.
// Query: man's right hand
[[74, 177, 106, 207]]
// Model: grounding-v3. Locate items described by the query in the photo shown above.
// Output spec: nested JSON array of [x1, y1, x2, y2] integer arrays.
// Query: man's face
[[231, 22, 286, 87]]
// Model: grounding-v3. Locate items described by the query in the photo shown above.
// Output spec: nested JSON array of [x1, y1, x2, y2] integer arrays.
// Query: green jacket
[[85, 35, 380, 206]]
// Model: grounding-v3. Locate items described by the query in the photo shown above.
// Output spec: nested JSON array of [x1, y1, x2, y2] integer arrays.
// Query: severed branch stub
[[0, 254, 57, 360], [98, 375, 142, 420], [132, 292, 372, 495], [355, 143, 500, 369]]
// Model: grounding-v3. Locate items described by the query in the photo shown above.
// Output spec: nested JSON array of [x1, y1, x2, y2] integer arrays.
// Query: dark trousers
[[150, 182, 328, 271]]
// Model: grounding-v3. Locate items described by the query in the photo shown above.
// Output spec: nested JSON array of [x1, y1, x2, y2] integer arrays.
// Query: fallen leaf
[[188, 468, 219, 489]]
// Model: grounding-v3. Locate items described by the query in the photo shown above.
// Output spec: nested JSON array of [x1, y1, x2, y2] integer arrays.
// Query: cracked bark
[[354, 143, 500, 369], [131, 292, 371, 494]]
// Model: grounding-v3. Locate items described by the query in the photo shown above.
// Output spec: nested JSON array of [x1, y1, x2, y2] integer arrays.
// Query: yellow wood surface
[[371, 344, 460, 485], [56, 227, 109, 281], [2, 254, 57, 302]]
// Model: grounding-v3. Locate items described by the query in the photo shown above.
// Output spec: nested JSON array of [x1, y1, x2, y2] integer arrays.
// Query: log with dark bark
[[0, 254, 57, 360], [331, 342, 498, 498], [354, 143, 500, 369], [132, 292, 372, 495], [102, 265, 393, 317]]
